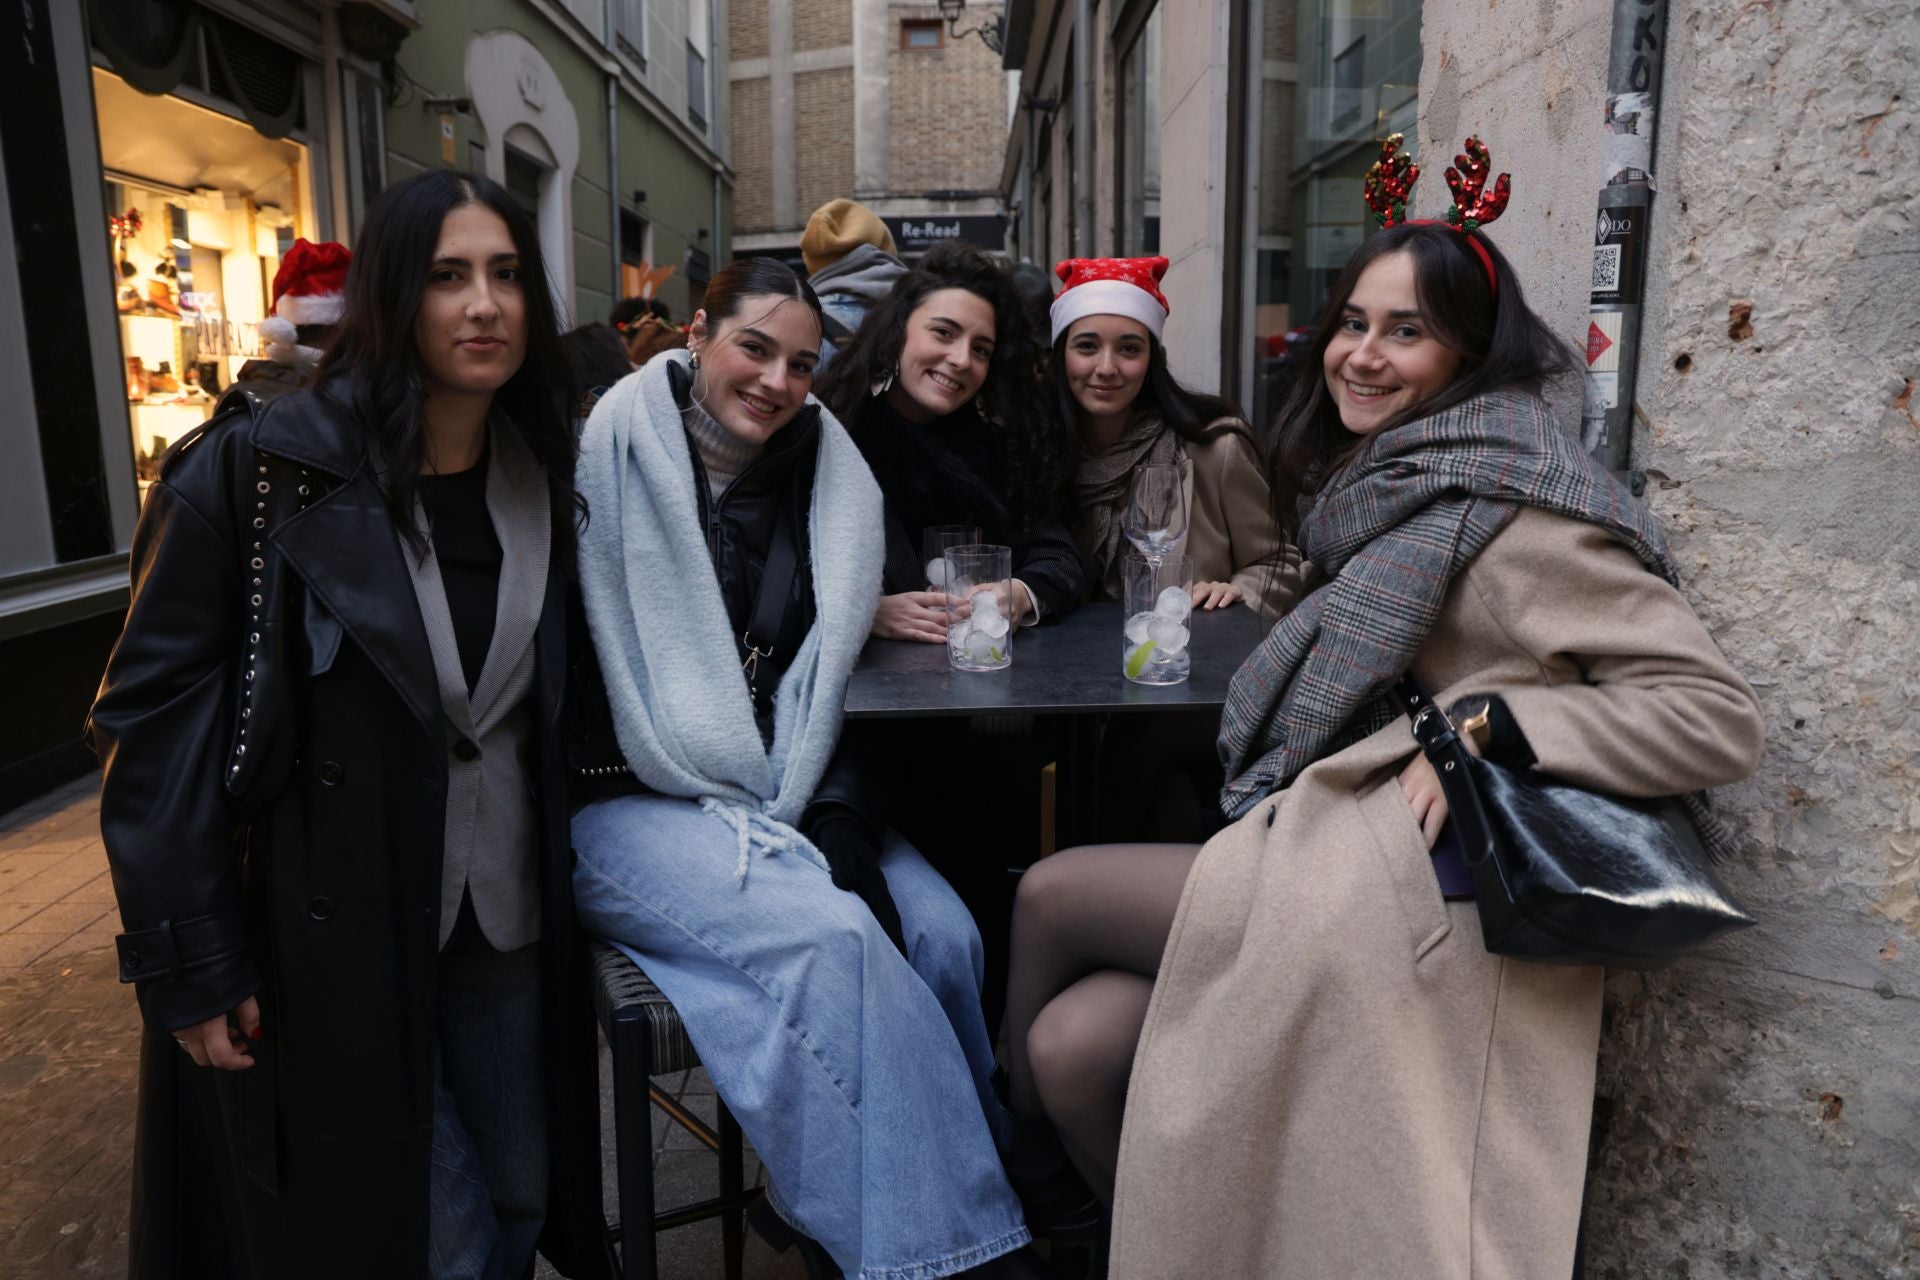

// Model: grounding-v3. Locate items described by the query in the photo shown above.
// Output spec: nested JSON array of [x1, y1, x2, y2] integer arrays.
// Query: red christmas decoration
[[1363, 134, 1420, 229], [1443, 137, 1511, 230]]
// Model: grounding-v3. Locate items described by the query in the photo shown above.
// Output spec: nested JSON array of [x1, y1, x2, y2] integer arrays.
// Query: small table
[[845, 601, 1267, 848]]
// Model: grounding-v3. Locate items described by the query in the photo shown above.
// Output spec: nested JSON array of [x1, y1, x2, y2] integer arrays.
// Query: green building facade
[[385, 0, 732, 327]]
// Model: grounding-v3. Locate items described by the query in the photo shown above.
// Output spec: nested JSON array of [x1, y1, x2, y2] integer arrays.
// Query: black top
[[850, 394, 1086, 619], [418, 445, 501, 693]]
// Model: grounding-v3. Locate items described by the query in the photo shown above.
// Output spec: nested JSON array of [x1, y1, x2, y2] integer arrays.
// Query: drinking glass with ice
[[1122, 553, 1194, 685], [944, 544, 1014, 673]]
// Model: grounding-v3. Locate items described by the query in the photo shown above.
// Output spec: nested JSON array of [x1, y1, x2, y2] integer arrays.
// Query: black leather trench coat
[[87, 388, 608, 1279]]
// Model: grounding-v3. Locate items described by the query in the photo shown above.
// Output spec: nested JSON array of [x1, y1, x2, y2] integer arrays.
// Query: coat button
[[122, 949, 141, 971], [319, 761, 343, 787], [452, 738, 480, 762], [307, 896, 334, 921]]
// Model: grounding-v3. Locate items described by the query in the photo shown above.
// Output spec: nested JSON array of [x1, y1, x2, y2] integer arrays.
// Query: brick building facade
[[730, 0, 1009, 264]]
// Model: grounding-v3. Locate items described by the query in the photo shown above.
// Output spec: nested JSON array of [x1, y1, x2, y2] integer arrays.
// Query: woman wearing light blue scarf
[[569, 260, 1048, 1280]]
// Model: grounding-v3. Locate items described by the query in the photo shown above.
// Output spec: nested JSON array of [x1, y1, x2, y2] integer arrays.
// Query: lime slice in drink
[[1125, 640, 1158, 679]]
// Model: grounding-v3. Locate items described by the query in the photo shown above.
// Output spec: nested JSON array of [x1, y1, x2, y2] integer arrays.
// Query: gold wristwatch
[[1457, 702, 1493, 754]]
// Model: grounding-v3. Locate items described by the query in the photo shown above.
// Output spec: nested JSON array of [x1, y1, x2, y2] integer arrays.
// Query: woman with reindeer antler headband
[[998, 135, 1764, 1276]]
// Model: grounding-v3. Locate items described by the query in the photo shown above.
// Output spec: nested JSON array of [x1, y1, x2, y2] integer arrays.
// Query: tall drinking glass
[[1122, 462, 1190, 561], [1122, 552, 1194, 685], [921, 524, 983, 589], [944, 543, 1014, 673]]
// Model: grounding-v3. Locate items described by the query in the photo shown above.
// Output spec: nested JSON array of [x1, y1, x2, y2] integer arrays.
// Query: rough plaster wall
[[1425, 0, 1920, 1275], [1591, 2, 1920, 1276]]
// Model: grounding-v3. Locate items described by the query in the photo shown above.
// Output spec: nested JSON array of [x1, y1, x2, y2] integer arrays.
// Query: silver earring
[[689, 350, 701, 370], [870, 363, 896, 397]]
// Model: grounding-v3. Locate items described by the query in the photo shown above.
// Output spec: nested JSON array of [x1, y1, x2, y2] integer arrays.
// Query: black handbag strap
[[741, 497, 800, 696], [1390, 674, 1498, 871]]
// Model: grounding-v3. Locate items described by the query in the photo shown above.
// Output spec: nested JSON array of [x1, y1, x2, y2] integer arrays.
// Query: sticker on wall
[[1589, 206, 1644, 307], [440, 114, 457, 165], [1586, 310, 1623, 372], [1603, 92, 1654, 186]]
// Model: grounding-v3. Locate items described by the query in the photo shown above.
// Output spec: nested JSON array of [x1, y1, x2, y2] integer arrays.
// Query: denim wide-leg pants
[[572, 794, 1031, 1280]]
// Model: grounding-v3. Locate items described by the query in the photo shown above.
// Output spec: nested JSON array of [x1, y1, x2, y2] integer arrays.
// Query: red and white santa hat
[[1048, 255, 1171, 345], [259, 239, 350, 340]]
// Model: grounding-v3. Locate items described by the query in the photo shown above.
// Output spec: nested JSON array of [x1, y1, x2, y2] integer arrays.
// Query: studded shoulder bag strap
[[224, 398, 317, 809]]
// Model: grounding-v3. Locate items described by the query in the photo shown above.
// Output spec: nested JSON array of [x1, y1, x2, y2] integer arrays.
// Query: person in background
[[1052, 254, 1304, 619], [88, 169, 602, 1278], [802, 198, 908, 370], [1006, 261, 1057, 370], [228, 237, 351, 403], [1001, 158, 1764, 1277], [610, 295, 687, 366], [561, 321, 637, 419], [568, 258, 1052, 1280]]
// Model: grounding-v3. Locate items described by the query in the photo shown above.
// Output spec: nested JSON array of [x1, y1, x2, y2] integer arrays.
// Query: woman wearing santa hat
[[1049, 254, 1304, 620]]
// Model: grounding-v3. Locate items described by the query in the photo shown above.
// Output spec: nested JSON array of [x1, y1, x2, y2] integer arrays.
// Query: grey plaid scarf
[[1218, 389, 1735, 857]]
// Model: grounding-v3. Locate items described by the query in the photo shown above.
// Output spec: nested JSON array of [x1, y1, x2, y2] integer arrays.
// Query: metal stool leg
[[719, 1098, 745, 1280], [611, 1011, 658, 1280]]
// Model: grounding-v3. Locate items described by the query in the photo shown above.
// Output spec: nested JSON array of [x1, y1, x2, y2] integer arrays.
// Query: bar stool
[[586, 938, 757, 1280]]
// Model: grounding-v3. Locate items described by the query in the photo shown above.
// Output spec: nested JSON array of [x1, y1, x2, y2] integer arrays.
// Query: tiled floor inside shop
[[0, 773, 809, 1278]]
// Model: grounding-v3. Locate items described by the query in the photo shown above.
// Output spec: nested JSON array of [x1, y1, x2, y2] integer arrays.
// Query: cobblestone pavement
[[0, 777, 810, 1279]]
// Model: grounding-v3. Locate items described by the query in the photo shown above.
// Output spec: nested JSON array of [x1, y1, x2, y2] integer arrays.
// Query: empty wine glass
[[1122, 462, 1189, 562]]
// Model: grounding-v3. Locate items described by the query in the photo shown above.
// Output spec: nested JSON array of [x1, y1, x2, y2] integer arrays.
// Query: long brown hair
[[1267, 222, 1577, 534]]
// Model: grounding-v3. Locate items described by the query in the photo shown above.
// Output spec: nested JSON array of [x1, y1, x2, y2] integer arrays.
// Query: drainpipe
[[1072, 0, 1093, 255], [1581, 0, 1670, 492], [605, 7, 622, 304]]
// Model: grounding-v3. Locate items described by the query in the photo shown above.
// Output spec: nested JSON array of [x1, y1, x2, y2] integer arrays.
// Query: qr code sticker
[[1591, 244, 1622, 294]]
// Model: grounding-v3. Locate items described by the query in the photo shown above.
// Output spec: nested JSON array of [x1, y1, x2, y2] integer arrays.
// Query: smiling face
[[687, 294, 822, 446], [887, 287, 997, 422], [1063, 315, 1152, 425], [414, 202, 527, 401], [1321, 249, 1464, 437]]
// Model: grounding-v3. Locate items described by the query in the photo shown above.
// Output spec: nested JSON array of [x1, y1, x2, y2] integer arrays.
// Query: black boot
[[1006, 1115, 1104, 1243]]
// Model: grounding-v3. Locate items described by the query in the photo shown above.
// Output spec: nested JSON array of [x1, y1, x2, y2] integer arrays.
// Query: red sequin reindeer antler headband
[[1363, 133, 1509, 296]]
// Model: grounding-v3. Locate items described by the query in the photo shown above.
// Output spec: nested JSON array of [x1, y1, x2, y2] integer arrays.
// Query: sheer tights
[[1005, 842, 1200, 1204]]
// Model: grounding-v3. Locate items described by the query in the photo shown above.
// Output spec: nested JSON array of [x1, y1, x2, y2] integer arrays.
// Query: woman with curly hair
[[815, 241, 1085, 641]]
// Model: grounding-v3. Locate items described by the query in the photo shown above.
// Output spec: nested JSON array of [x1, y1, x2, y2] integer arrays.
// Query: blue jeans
[[429, 935, 548, 1280], [573, 794, 1031, 1280]]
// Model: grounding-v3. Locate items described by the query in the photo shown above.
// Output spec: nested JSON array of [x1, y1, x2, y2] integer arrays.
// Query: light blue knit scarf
[[575, 349, 885, 879]]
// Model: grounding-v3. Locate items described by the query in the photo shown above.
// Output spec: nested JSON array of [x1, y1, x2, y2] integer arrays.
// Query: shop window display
[[91, 67, 315, 493]]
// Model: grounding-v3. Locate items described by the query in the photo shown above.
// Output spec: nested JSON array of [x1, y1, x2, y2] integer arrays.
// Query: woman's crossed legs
[[1004, 843, 1200, 1204]]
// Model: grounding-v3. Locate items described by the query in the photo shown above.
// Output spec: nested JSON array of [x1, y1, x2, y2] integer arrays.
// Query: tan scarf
[[1072, 410, 1182, 599]]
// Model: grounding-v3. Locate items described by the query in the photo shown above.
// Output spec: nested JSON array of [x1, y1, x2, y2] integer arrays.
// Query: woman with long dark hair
[[88, 169, 603, 1278], [1050, 255, 1303, 618], [1001, 143, 1764, 1276], [567, 258, 1051, 1279], [814, 241, 1085, 640]]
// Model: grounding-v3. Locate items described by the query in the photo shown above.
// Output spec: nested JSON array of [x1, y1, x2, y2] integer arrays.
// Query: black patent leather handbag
[[1392, 676, 1755, 970]]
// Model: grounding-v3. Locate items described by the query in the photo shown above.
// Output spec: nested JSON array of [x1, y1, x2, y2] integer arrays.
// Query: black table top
[[844, 599, 1267, 719]]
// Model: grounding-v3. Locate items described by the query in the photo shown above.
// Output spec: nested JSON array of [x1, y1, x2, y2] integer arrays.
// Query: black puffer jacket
[[566, 364, 884, 840]]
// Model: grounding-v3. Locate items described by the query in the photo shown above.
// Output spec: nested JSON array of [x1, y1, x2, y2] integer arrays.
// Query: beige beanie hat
[[801, 199, 897, 275]]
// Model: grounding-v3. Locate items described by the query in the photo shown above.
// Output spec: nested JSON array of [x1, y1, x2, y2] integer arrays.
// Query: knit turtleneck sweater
[[681, 390, 764, 500]]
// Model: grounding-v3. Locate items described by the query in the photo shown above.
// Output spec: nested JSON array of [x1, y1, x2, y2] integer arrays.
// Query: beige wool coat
[[1109, 506, 1765, 1280], [1178, 428, 1308, 621]]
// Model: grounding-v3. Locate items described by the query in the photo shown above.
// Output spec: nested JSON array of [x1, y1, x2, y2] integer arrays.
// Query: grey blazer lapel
[[401, 495, 480, 744], [469, 416, 551, 729]]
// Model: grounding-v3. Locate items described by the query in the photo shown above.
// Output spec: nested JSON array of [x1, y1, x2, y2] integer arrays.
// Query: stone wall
[[1421, 1, 1920, 1275]]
